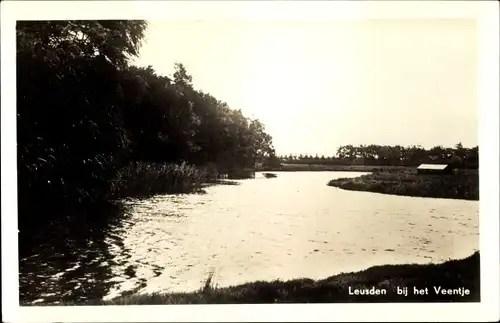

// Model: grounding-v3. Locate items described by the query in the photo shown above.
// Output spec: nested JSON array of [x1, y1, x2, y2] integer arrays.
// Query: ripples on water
[[19, 171, 479, 304]]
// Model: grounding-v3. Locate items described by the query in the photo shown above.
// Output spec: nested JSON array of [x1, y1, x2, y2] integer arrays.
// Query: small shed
[[416, 163, 453, 175]]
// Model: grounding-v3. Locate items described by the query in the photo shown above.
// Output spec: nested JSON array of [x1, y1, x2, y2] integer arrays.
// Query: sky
[[133, 19, 477, 157]]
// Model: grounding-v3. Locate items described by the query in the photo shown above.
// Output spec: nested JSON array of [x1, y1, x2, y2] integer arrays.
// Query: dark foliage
[[17, 20, 276, 230]]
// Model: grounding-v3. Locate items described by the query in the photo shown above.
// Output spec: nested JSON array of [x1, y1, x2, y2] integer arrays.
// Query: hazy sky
[[133, 19, 477, 156]]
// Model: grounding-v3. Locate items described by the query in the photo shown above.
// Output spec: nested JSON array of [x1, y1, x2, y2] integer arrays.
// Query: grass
[[328, 168, 479, 201], [107, 161, 207, 199], [81, 251, 479, 304]]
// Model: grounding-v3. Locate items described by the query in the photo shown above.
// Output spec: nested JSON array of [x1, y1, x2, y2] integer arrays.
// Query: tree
[[17, 20, 147, 68], [17, 20, 149, 213]]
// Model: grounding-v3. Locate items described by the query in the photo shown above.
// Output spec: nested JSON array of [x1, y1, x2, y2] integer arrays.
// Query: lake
[[19, 171, 479, 304]]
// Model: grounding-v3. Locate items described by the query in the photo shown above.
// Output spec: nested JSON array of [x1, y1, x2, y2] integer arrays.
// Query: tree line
[[17, 20, 276, 225], [278, 144, 479, 168]]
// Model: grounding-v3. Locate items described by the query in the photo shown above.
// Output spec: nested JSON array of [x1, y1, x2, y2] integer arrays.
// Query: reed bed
[[108, 161, 207, 199]]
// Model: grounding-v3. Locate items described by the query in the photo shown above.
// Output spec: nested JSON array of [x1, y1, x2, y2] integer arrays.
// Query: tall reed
[[108, 161, 207, 199]]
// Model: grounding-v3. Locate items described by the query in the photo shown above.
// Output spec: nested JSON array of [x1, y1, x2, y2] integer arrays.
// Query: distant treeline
[[278, 144, 479, 168], [17, 20, 276, 225]]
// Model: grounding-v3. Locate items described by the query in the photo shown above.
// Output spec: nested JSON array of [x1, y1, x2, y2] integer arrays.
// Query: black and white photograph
[[1, 1, 499, 322]]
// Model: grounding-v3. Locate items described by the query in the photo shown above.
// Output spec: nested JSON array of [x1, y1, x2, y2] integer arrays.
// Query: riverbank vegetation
[[328, 168, 479, 201], [107, 162, 207, 199], [92, 251, 479, 304], [17, 20, 277, 238]]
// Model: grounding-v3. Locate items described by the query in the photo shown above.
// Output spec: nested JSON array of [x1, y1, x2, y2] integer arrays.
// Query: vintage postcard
[[1, 0, 499, 322]]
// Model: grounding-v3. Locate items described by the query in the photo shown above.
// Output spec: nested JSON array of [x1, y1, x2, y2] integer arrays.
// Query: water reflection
[[19, 203, 129, 305]]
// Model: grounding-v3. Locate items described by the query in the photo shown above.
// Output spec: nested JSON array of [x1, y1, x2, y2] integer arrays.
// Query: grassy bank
[[264, 164, 409, 172], [328, 168, 479, 200], [107, 161, 207, 199], [89, 252, 479, 304]]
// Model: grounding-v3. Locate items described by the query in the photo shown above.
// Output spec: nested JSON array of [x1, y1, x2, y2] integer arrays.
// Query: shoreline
[[327, 168, 479, 201], [74, 251, 479, 305]]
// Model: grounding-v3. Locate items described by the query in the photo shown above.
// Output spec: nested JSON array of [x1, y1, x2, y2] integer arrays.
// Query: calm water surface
[[20, 171, 479, 304]]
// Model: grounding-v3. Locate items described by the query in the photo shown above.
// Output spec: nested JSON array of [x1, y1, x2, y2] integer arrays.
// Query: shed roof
[[417, 164, 450, 170]]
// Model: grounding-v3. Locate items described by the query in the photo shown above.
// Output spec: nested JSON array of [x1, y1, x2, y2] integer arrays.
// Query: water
[[19, 171, 479, 304]]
